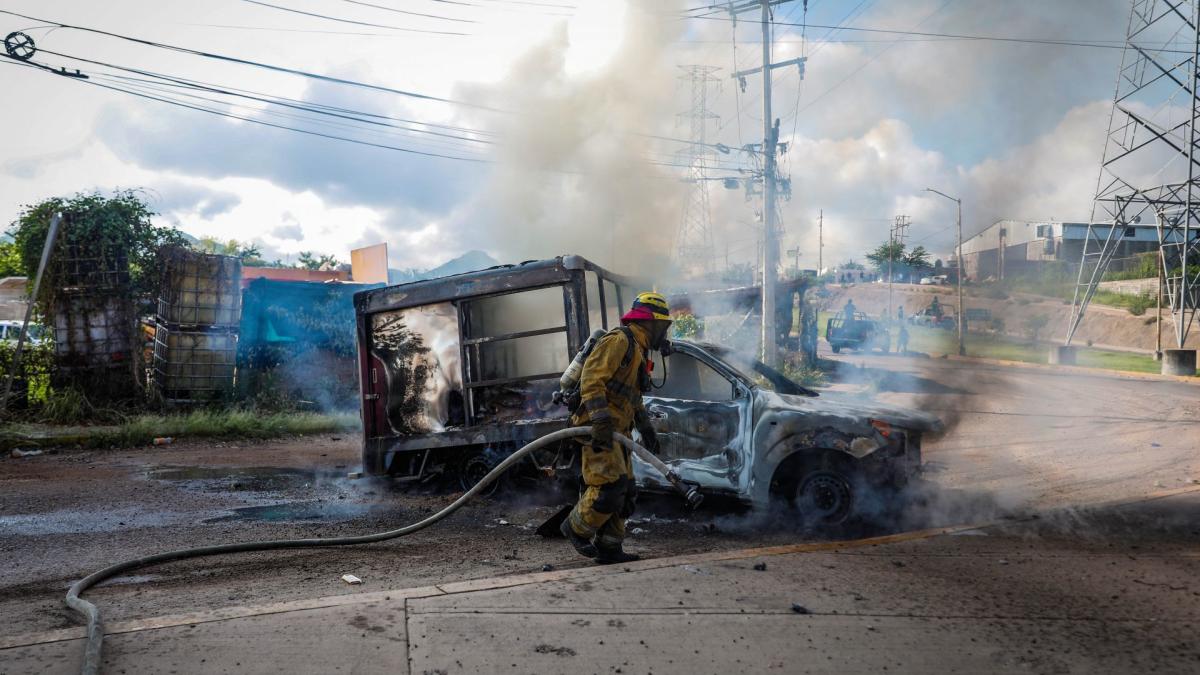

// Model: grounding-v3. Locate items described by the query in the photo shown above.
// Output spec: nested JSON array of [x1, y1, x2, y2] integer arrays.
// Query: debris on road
[[341, 574, 363, 585], [152, 437, 173, 446], [346, 471, 363, 479], [542, 564, 554, 572], [791, 603, 810, 614], [11, 448, 43, 458], [753, 562, 767, 571]]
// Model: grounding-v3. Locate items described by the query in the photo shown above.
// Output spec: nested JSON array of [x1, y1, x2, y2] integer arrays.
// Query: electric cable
[[683, 12, 1191, 54], [240, 0, 473, 35], [66, 427, 698, 675], [333, 0, 477, 23], [0, 9, 502, 112]]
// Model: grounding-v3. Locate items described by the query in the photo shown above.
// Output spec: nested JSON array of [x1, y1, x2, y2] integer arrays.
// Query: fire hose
[[65, 426, 703, 675]]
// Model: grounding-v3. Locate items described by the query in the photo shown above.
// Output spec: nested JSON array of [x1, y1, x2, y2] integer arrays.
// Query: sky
[[0, 0, 1143, 276]]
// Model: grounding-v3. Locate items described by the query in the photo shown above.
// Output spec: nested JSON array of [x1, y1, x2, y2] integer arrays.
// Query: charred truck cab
[[353, 255, 939, 525]]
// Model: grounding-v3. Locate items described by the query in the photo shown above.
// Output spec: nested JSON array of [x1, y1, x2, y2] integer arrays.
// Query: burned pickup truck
[[353, 255, 939, 524]]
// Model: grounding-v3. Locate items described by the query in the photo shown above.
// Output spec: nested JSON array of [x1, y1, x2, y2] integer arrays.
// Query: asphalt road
[[2, 351, 1198, 671]]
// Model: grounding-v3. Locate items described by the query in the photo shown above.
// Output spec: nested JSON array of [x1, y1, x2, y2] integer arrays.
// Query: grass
[[1, 409, 361, 451]]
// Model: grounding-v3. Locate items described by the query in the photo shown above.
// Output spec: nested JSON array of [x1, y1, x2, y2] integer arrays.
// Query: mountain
[[388, 250, 500, 285]]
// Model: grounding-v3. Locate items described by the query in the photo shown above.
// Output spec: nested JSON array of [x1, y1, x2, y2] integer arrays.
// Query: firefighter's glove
[[590, 417, 614, 451], [634, 409, 660, 454], [636, 422, 660, 454]]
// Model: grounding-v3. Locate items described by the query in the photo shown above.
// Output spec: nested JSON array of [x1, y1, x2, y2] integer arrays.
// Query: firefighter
[[562, 292, 672, 564]]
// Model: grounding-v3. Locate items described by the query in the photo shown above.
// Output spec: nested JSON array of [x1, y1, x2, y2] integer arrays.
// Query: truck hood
[[758, 390, 944, 433]]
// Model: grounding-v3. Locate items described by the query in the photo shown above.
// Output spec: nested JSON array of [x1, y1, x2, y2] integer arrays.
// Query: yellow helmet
[[622, 291, 671, 322]]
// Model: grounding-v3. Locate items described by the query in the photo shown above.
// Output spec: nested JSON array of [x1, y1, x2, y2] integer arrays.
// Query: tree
[[11, 191, 186, 304], [1025, 314, 1049, 342], [297, 251, 340, 271], [904, 245, 932, 271], [865, 240, 906, 273], [0, 241, 23, 277]]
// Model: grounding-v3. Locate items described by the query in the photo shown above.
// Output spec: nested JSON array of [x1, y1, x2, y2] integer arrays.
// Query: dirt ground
[[2, 350, 1199, 647], [824, 282, 1200, 352]]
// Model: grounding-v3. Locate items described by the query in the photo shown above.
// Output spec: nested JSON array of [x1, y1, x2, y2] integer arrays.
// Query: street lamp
[[924, 188, 966, 357]]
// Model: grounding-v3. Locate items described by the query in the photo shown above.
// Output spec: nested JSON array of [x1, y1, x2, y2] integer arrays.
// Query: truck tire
[[831, 344, 842, 354], [459, 450, 507, 496], [794, 468, 857, 527]]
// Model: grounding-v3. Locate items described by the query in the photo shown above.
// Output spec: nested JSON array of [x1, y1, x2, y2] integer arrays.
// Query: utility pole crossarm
[[732, 56, 807, 80]]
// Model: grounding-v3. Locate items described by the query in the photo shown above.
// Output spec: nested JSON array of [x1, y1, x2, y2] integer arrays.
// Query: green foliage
[[10, 191, 186, 308], [781, 359, 827, 388], [94, 410, 359, 447], [197, 237, 271, 267], [671, 313, 702, 339], [0, 240, 23, 277], [1024, 314, 1049, 341], [297, 251, 340, 271], [1126, 292, 1153, 316], [904, 245, 932, 270], [1103, 252, 1157, 282], [0, 339, 54, 409], [865, 240, 906, 273]]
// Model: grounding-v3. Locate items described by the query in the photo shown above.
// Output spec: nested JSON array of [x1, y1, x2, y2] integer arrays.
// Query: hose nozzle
[[667, 471, 704, 510]]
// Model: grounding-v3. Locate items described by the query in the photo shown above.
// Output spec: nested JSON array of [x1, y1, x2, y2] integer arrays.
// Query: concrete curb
[[0, 524, 979, 651], [7, 484, 1200, 653], [940, 353, 1200, 385]]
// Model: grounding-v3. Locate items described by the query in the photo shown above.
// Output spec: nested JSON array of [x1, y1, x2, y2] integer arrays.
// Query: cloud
[[93, 74, 484, 216], [270, 222, 304, 240], [148, 181, 243, 220]]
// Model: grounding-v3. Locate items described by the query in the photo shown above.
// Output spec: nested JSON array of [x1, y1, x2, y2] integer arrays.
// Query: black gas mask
[[646, 319, 673, 353]]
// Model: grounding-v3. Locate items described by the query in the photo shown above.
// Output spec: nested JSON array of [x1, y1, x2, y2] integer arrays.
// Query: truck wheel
[[831, 344, 842, 354], [459, 451, 505, 496], [795, 469, 856, 527]]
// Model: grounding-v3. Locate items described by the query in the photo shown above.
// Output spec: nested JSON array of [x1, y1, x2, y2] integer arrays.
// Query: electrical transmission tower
[[674, 65, 722, 278], [1067, 0, 1200, 355]]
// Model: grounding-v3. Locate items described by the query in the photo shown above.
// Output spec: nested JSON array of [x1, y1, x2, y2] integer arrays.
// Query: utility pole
[[727, 0, 803, 366], [817, 209, 823, 274], [888, 215, 910, 323], [925, 188, 965, 356], [759, 0, 780, 366]]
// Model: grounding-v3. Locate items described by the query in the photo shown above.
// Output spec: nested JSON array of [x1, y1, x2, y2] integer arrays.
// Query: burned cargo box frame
[[354, 256, 644, 479]]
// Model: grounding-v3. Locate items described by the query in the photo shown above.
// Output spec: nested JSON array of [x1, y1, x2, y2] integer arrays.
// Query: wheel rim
[[460, 454, 502, 495], [797, 470, 853, 524]]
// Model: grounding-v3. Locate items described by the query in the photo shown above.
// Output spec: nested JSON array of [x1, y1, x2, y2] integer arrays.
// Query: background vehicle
[[825, 313, 890, 353], [0, 320, 48, 345], [354, 255, 937, 525], [908, 307, 957, 330]]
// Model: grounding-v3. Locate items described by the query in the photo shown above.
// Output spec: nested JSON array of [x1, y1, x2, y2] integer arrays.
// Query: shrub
[[1127, 292, 1153, 316]]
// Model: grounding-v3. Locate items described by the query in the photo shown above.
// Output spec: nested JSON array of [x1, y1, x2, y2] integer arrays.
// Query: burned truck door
[[638, 350, 748, 492], [367, 303, 463, 437]]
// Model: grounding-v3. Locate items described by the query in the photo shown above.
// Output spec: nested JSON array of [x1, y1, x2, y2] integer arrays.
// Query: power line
[[0, 9, 501, 112], [796, 0, 953, 115], [240, 0, 472, 34], [682, 14, 1191, 53], [36, 45, 497, 146], [333, 0, 476, 23]]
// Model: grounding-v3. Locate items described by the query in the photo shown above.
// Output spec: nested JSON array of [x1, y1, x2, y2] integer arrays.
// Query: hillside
[[825, 282, 1200, 353]]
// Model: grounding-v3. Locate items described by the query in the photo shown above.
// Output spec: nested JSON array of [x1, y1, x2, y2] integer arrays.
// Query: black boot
[[560, 518, 598, 558], [594, 545, 640, 565]]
